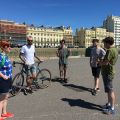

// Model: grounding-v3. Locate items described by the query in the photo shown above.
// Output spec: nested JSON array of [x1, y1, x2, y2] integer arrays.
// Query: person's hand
[[69, 49, 71, 52], [90, 61, 92, 67], [3, 75, 9, 80], [40, 59, 44, 62], [24, 61, 26, 65], [22, 60, 26, 65], [10, 57, 14, 61], [98, 61, 102, 66]]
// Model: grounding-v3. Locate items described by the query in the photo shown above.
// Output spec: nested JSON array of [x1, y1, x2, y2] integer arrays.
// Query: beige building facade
[[27, 25, 73, 47], [75, 27, 114, 48]]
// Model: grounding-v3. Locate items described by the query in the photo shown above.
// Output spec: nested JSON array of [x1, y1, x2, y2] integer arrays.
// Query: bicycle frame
[[13, 61, 43, 82]]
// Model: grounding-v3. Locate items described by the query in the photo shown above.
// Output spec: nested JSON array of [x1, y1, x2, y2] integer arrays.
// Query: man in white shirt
[[19, 36, 40, 92]]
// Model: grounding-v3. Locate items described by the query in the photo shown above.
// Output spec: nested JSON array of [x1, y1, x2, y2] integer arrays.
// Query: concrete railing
[[5, 48, 120, 59]]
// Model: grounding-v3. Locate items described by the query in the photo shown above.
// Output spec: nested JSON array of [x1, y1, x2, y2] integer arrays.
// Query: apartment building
[[0, 20, 26, 45], [27, 25, 73, 47], [103, 15, 120, 47], [75, 27, 114, 48]]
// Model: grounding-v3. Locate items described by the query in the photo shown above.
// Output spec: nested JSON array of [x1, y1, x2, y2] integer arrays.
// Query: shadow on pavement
[[62, 84, 92, 92], [61, 98, 102, 111], [51, 77, 65, 84]]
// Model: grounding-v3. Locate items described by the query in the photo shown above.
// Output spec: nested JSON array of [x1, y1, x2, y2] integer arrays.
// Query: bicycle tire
[[11, 73, 24, 96], [35, 69, 51, 89]]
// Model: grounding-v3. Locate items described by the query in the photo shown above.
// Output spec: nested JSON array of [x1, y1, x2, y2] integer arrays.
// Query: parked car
[[10, 44, 18, 48], [79, 45, 85, 48], [74, 46, 79, 48], [67, 45, 74, 48], [17, 44, 25, 48]]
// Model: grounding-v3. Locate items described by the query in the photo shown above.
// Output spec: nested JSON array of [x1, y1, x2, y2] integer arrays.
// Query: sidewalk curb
[[47, 56, 85, 60]]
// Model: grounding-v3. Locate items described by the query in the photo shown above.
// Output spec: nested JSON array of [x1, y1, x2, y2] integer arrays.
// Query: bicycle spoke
[[11, 73, 24, 96], [36, 69, 51, 89]]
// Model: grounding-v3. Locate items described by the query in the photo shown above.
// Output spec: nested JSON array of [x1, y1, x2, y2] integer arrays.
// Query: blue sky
[[0, 0, 120, 33]]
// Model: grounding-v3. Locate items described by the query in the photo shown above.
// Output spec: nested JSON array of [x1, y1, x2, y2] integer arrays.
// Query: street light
[[4, 30, 6, 39]]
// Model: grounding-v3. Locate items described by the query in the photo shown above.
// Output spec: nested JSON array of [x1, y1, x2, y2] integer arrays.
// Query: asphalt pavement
[[8, 57, 120, 120]]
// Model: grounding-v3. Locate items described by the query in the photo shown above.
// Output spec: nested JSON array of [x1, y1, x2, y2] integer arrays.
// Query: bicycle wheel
[[36, 69, 51, 89], [11, 73, 24, 96]]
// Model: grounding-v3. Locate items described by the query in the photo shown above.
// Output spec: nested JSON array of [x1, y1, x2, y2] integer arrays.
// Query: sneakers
[[23, 89, 28, 95], [1, 112, 14, 118], [64, 78, 68, 83], [103, 108, 116, 115], [91, 88, 100, 96], [102, 103, 116, 115], [0, 117, 5, 120], [26, 87, 33, 94], [102, 103, 111, 110], [91, 89, 97, 96], [96, 88, 100, 92]]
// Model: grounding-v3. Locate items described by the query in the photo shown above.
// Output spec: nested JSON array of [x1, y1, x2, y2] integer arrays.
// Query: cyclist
[[19, 36, 41, 93], [56, 39, 70, 83]]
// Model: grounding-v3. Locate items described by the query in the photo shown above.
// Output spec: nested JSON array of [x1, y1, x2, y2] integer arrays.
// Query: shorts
[[102, 74, 113, 93], [91, 67, 101, 78], [0, 78, 12, 93], [25, 64, 36, 76]]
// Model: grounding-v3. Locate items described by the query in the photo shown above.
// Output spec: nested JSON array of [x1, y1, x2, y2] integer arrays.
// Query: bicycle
[[11, 61, 52, 96]]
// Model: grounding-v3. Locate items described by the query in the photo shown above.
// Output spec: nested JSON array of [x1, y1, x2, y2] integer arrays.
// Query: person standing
[[57, 39, 70, 83], [99, 37, 118, 115], [0, 40, 14, 120], [90, 39, 106, 95], [19, 36, 41, 93]]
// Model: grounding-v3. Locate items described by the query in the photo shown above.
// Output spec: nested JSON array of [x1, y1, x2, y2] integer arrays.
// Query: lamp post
[[4, 30, 6, 39], [9, 36, 12, 43]]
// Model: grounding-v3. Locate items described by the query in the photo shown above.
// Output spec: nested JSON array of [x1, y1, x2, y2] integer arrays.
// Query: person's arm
[[34, 45, 43, 62], [56, 47, 60, 57], [34, 53, 42, 61], [19, 53, 25, 63], [90, 49, 93, 66], [19, 47, 25, 63], [66, 48, 70, 57], [97, 49, 106, 65], [100, 60, 109, 65], [99, 48, 106, 60], [56, 50, 59, 57], [99, 50, 111, 65]]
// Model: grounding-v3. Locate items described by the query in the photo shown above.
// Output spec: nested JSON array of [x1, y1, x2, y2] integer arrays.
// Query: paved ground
[[8, 57, 120, 120]]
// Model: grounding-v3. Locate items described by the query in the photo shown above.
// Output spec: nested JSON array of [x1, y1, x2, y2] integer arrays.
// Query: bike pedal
[[23, 89, 28, 95]]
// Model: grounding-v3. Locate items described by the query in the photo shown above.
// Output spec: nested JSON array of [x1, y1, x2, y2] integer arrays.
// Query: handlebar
[[12, 61, 43, 67], [12, 61, 24, 67], [35, 61, 43, 66]]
